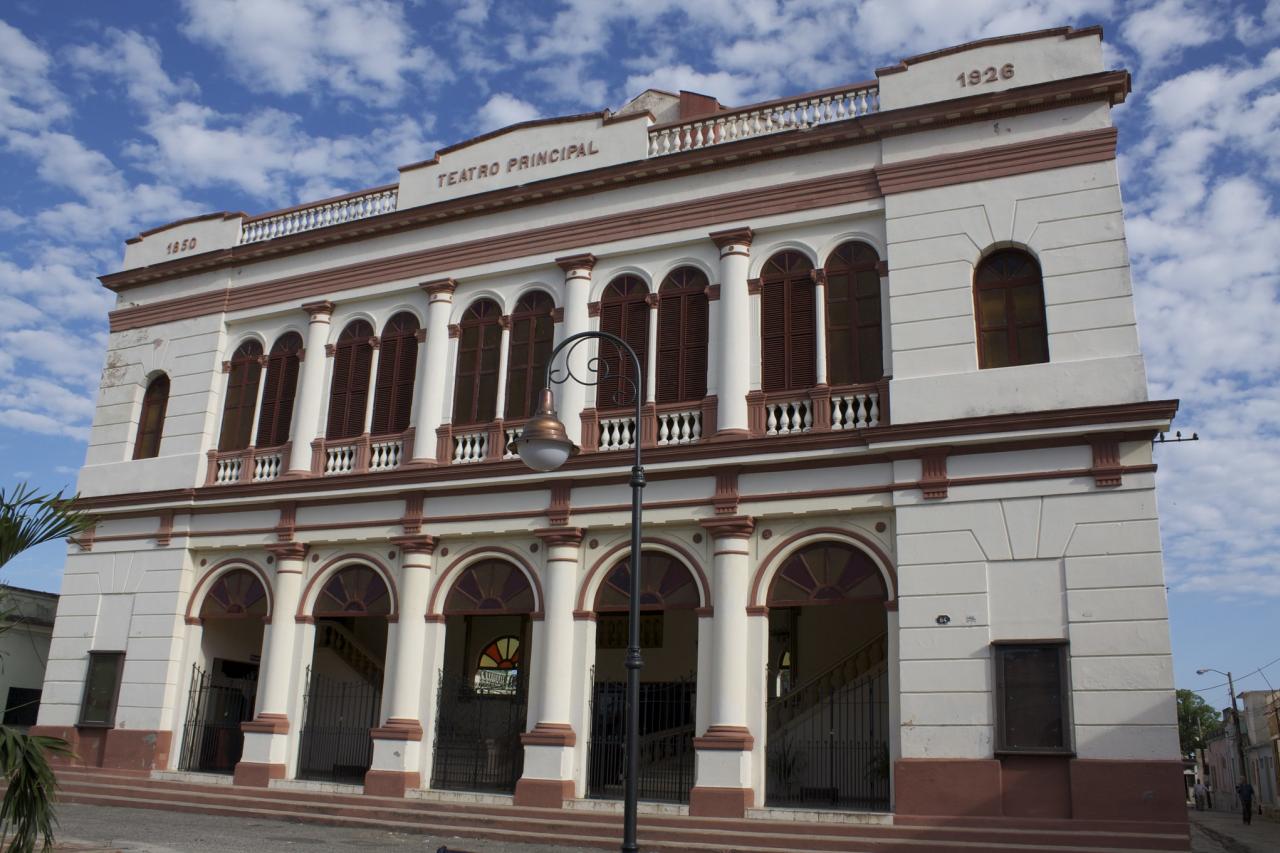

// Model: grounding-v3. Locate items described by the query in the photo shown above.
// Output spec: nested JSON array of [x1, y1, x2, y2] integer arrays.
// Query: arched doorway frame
[[746, 525, 900, 811]]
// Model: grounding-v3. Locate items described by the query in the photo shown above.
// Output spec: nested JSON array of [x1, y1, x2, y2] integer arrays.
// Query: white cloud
[[179, 0, 451, 105], [65, 28, 198, 111], [0, 19, 69, 133], [1234, 0, 1280, 47], [1120, 0, 1220, 74], [475, 93, 540, 133]]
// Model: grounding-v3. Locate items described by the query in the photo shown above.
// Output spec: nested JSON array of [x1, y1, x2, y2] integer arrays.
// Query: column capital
[[747, 277, 763, 295], [587, 301, 601, 318], [498, 314, 513, 330], [390, 534, 437, 555], [552, 306, 565, 323], [698, 515, 755, 539], [447, 323, 461, 338], [705, 284, 721, 301], [419, 278, 457, 297], [810, 268, 828, 286], [644, 293, 660, 309], [555, 253, 597, 274], [535, 527, 585, 547], [302, 300, 335, 318], [368, 335, 381, 350], [709, 226, 753, 250], [266, 541, 309, 562]]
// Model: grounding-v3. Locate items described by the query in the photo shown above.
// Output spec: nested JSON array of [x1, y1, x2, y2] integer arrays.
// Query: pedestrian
[[1193, 779, 1207, 811], [1236, 778, 1255, 824]]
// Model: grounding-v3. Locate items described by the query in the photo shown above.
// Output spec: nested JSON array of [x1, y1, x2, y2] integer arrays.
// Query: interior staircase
[[314, 620, 384, 686], [55, 767, 1191, 852]]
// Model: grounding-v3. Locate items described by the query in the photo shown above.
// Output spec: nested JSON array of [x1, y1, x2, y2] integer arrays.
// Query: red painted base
[[233, 761, 286, 787], [688, 785, 753, 817], [513, 778, 574, 808], [363, 769, 418, 797]]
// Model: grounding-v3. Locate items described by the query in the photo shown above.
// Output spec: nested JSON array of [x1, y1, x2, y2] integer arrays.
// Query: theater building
[[37, 26, 1185, 832]]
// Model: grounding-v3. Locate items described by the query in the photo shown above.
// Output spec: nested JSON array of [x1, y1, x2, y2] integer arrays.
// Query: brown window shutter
[[656, 292, 682, 403], [256, 333, 302, 448], [391, 331, 418, 433], [760, 277, 788, 392], [656, 267, 709, 404], [789, 275, 816, 389], [504, 291, 555, 419], [683, 289, 709, 400], [218, 341, 263, 452], [598, 296, 627, 409], [824, 242, 883, 384], [133, 374, 170, 460], [371, 313, 419, 436], [452, 299, 502, 425], [327, 320, 374, 440], [975, 250, 1047, 369]]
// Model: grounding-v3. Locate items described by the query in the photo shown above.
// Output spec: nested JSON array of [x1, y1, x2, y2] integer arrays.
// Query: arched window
[[974, 249, 1049, 369], [314, 564, 391, 617], [452, 299, 502, 426], [759, 252, 816, 392], [199, 569, 268, 620], [217, 340, 264, 452], [371, 312, 419, 436], [255, 332, 303, 448], [133, 374, 169, 460], [598, 276, 649, 409], [326, 320, 374, 440], [824, 242, 883, 384], [504, 291, 555, 420], [657, 267, 709, 404], [595, 552, 700, 612], [767, 541, 887, 607], [444, 559, 536, 615]]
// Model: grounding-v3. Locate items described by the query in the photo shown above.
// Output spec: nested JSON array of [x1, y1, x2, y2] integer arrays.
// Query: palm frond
[[0, 484, 94, 571], [0, 727, 72, 852]]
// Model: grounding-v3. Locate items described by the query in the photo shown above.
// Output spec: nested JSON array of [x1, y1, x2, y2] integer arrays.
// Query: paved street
[[55, 803, 569, 853], [1190, 807, 1280, 853]]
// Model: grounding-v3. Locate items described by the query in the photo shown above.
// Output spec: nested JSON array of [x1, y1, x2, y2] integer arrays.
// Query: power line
[[1191, 654, 1280, 696]]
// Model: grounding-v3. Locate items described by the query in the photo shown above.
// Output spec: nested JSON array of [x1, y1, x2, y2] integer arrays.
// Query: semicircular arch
[[297, 553, 398, 621], [428, 546, 544, 619], [749, 527, 896, 610], [577, 538, 708, 614], [186, 558, 273, 624]]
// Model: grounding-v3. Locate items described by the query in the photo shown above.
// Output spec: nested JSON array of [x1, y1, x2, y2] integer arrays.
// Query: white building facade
[[37, 26, 1186, 829]]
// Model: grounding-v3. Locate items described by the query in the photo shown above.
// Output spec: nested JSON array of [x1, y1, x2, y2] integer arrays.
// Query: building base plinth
[[363, 769, 419, 797], [513, 778, 574, 808], [894, 758, 1002, 817], [102, 729, 172, 771], [233, 761, 286, 787], [689, 785, 753, 817], [1069, 759, 1187, 823]]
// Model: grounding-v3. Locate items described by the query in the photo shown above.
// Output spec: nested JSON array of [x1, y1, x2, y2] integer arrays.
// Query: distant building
[[0, 586, 57, 729], [1241, 691, 1280, 809]]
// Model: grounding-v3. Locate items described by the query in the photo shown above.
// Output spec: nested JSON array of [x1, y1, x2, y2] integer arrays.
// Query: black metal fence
[[178, 663, 258, 774], [296, 667, 382, 784], [431, 670, 528, 793], [766, 666, 889, 810], [587, 675, 696, 803]]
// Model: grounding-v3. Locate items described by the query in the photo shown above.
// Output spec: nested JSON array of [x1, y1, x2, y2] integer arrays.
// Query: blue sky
[[0, 1, 1277, 711]]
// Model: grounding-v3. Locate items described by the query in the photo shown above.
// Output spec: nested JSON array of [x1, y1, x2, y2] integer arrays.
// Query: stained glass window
[[314, 564, 390, 617], [478, 636, 520, 669], [444, 559, 536, 615], [596, 552, 699, 611], [200, 569, 268, 620], [767, 542, 886, 606]]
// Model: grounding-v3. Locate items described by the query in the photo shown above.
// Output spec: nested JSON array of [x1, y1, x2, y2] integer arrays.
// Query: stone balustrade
[[599, 415, 638, 452], [237, 187, 398, 245], [656, 408, 702, 446], [205, 445, 289, 486], [452, 429, 488, 464]]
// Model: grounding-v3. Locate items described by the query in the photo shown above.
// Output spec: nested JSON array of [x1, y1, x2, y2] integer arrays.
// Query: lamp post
[[1198, 668, 1249, 795], [511, 330, 645, 853]]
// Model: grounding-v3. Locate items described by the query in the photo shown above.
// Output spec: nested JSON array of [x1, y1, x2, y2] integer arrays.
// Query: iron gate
[[587, 674, 696, 803], [296, 667, 382, 784], [431, 669, 528, 793], [178, 663, 257, 773], [766, 666, 889, 810]]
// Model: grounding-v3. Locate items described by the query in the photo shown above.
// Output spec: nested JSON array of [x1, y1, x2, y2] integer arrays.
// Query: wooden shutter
[[256, 333, 302, 448], [504, 291, 555, 419], [452, 299, 501, 425], [133, 375, 169, 460], [218, 341, 263, 452], [326, 320, 374, 439], [975, 250, 1047, 369], [759, 252, 815, 392], [789, 273, 816, 389], [657, 267, 708, 403], [371, 313, 419, 436], [598, 276, 647, 410], [824, 242, 883, 385]]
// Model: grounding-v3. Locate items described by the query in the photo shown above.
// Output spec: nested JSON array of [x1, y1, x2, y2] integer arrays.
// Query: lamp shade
[[511, 388, 578, 472]]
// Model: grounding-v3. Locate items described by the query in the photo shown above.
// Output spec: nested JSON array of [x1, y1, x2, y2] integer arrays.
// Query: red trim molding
[[520, 722, 577, 747], [234, 760, 286, 788], [1090, 438, 1123, 487], [921, 450, 949, 499], [363, 769, 418, 798], [535, 526, 584, 548], [513, 778, 574, 809], [241, 713, 290, 735], [693, 725, 754, 751], [688, 785, 753, 818], [699, 515, 754, 539]]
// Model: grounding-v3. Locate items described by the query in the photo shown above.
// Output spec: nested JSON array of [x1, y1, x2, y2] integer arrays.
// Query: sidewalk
[[1190, 806, 1280, 853]]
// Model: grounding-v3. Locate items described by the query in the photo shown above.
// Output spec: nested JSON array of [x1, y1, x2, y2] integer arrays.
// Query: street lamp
[[1197, 667, 1250, 796], [511, 330, 646, 853]]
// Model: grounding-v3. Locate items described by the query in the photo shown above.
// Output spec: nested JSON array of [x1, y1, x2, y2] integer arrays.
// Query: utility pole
[[1227, 673, 1250, 793]]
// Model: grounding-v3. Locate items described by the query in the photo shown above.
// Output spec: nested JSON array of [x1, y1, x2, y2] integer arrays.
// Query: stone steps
[[53, 768, 1191, 853]]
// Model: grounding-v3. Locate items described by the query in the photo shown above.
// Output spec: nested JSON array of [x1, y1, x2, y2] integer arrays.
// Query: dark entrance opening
[[764, 541, 890, 810], [431, 559, 533, 793], [296, 565, 389, 784], [587, 551, 699, 804], [179, 569, 267, 773]]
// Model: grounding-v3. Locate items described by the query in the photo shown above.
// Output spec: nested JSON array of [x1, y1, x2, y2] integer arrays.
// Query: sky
[[0, 0, 1277, 710]]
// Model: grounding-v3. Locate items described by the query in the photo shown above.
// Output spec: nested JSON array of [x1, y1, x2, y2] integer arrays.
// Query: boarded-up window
[[975, 249, 1049, 369], [452, 299, 502, 426], [657, 267, 709, 404], [759, 252, 816, 392], [994, 643, 1070, 752], [505, 291, 555, 420], [78, 651, 125, 727], [371, 312, 419, 436], [824, 242, 883, 384], [217, 340, 264, 452], [326, 320, 375, 440], [598, 276, 649, 410], [133, 375, 169, 460], [255, 332, 303, 448]]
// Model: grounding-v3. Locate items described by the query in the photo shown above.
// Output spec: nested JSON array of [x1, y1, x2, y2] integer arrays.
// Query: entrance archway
[[431, 558, 534, 793], [297, 563, 390, 784], [180, 567, 267, 774], [587, 550, 701, 803], [764, 541, 890, 810]]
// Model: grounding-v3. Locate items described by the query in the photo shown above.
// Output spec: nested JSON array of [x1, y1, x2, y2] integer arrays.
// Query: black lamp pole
[[517, 330, 645, 852]]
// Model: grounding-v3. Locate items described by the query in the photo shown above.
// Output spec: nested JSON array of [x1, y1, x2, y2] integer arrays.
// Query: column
[[690, 516, 756, 817], [365, 536, 436, 797], [555, 254, 594, 446], [644, 294, 658, 404], [360, 336, 382, 435], [709, 228, 752, 435], [288, 302, 334, 472], [246, 354, 269, 447], [810, 269, 832, 429], [235, 541, 307, 786], [411, 279, 455, 462], [515, 527, 584, 808], [493, 316, 512, 419]]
